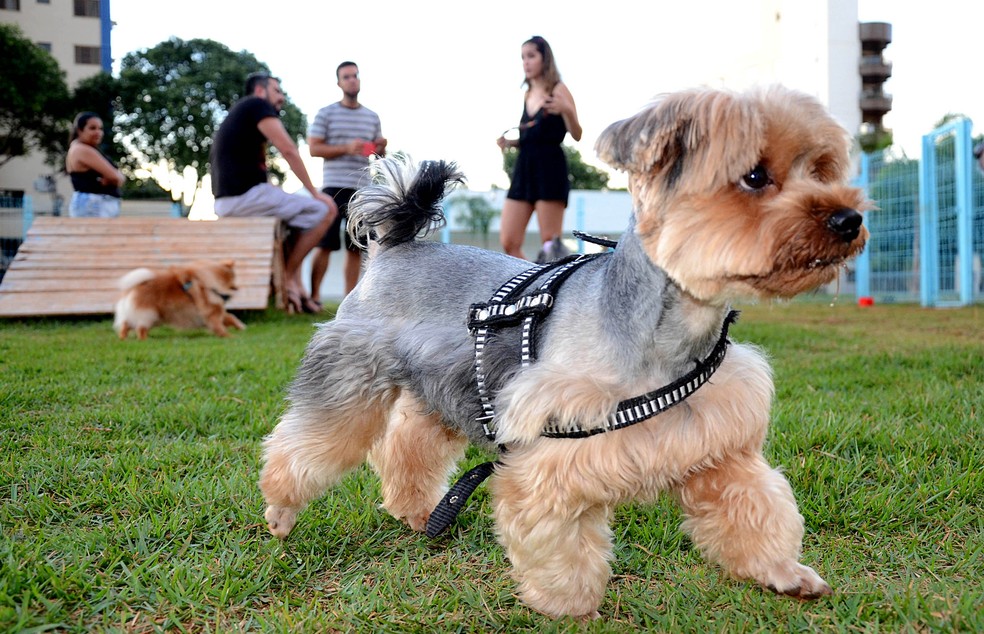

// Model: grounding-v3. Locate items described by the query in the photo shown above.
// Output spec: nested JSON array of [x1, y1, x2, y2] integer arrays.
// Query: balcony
[[859, 55, 892, 82], [859, 22, 892, 51], [860, 89, 893, 121]]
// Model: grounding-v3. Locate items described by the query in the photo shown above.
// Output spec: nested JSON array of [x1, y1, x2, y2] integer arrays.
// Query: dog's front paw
[[404, 513, 429, 532], [761, 561, 832, 600], [264, 505, 299, 539]]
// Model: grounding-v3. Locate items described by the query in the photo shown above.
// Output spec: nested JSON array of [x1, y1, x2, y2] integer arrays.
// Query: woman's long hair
[[522, 35, 561, 93]]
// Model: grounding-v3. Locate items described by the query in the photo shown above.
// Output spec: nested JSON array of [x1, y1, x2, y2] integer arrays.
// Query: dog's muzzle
[[826, 208, 863, 242]]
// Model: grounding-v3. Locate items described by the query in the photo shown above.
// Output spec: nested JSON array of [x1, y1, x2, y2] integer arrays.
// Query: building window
[[1, 0, 21, 11], [37, 0, 51, 4], [37, 42, 52, 52], [75, 45, 101, 65], [73, 0, 99, 17]]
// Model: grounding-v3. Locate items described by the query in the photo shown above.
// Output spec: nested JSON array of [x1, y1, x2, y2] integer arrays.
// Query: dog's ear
[[595, 89, 763, 189], [174, 268, 194, 286]]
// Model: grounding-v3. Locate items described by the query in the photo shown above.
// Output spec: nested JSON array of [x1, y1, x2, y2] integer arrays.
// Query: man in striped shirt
[[307, 61, 387, 303]]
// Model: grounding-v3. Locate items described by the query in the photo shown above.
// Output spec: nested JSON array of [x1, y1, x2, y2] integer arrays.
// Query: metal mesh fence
[[863, 148, 920, 302]]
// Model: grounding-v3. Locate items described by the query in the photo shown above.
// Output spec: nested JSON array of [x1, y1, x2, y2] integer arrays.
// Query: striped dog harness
[[425, 236, 737, 537]]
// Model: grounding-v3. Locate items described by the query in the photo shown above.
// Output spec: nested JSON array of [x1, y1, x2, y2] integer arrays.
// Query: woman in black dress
[[497, 36, 582, 261]]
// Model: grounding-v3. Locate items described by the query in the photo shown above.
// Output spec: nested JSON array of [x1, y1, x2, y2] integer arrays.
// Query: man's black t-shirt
[[211, 96, 279, 198]]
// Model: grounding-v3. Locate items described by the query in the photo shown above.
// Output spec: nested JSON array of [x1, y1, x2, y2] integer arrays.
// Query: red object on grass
[[858, 296, 874, 307]]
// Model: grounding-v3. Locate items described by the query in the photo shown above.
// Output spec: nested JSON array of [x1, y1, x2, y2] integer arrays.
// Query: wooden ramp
[[0, 217, 285, 317]]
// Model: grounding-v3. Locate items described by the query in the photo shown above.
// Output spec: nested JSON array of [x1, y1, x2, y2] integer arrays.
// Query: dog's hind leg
[[491, 450, 613, 619], [224, 313, 246, 331], [676, 450, 832, 599], [260, 322, 402, 538], [368, 391, 468, 531], [260, 393, 393, 538]]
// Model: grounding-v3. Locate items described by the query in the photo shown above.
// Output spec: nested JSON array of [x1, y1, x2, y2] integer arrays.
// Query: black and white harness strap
[[426, 253, 601, 538], [542, 308, 738, 438], [468, 253, 606, 441]]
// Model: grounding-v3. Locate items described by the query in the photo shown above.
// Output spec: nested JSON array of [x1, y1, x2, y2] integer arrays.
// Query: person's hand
[[316, 192, 339, 223], [347, 139, 365, 155], [374, 137, 388, 155], [496, 135, 508, 151], [543, 93, 570, 117]]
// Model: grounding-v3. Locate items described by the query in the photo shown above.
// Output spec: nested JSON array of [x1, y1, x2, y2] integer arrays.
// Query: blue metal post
[[918, 133, 937, 307], [575, 194, 585, 253], [170, 201, 183, 218], [441, 201, 451, 243], [22, 195, 34, 236], [855, 153, 871, 299], [953, 118, 974, 306]]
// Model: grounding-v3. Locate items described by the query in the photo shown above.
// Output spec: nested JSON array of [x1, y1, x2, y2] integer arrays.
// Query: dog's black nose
[[826, 209, 863, 242]]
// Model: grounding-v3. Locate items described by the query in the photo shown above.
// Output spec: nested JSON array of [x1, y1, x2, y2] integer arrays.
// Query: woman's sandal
[[301, 296, 322, 314], [285, 290, 303, 314], [286, 290, 322, 314]]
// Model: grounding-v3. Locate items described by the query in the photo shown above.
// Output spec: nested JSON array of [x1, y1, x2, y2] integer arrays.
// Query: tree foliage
[[0, 24, 72, 170], [451, 194, 500, 247], [501, 144, 611, 190], [858, 128, 893, 154], [115, 37, 307, 198]]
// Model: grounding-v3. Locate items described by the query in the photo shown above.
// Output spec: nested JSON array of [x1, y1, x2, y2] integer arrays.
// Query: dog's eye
[[739, 164, 771, 192]]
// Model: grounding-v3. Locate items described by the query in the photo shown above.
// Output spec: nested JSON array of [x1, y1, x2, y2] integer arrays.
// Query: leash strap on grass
[[425, 461, 497, 538]]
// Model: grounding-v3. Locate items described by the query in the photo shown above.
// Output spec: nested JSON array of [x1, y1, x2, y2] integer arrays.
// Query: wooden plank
[[24, 220, 279, 238], [0, 216, 285, 317], [18, 236, 275, 250], [0, 288, 269, 316], [9, 253, 273, 265], [3, 265, 272, 279], [0, 271, 273, 291]]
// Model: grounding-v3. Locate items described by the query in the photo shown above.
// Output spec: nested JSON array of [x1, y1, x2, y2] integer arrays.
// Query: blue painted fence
[[854, 118, 983, 306]]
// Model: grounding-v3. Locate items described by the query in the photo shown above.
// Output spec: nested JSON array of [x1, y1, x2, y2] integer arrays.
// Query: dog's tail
[[118, 267, 155, 291], [347, 155, 465, 249]]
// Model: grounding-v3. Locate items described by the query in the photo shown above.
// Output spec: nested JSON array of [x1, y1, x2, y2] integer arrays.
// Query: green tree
[[115, 37, 307, 205], [502, 144, 611, 190], [452, 194, 500, 247], [0, 24, 71, 170], [858, 127, 893, 154]]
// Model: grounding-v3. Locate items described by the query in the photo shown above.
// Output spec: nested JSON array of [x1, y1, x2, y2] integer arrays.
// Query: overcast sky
[[110, 0, 982, 192]]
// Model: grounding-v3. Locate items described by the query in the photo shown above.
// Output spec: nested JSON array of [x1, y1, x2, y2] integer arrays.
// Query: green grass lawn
[[1, 301, 981, 633]]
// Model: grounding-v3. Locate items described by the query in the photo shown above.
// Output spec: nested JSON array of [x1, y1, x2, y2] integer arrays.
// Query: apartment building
[[1, 0, 113, 213]]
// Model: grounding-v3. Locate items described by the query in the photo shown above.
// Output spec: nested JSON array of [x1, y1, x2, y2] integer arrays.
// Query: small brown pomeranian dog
[[113, 259, 246, 340]]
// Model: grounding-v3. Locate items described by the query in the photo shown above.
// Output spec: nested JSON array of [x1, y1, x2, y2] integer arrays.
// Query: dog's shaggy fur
[[259, 85, 869, 618], [113, 259, 245, 339]]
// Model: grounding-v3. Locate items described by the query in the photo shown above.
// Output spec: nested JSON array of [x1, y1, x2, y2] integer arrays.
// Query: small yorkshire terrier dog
[[259, 86, 868, 619], [113, 259, 245, 340]]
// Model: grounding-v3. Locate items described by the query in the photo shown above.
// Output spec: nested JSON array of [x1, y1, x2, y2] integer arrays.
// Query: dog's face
[[176, 260, 238, 308], [596, 86, 870, 302]]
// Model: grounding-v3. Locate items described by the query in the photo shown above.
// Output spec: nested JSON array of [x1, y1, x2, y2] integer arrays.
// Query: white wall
[[697, 0, 862, 137]]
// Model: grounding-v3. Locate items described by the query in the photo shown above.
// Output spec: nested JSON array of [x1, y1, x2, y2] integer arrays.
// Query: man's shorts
[[214, 183, 328, 230], [318, 187, 364, 252]]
